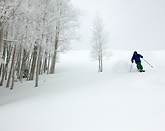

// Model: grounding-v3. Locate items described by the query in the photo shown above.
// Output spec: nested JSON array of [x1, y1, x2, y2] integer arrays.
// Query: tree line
[[0, 0, 79, 89]]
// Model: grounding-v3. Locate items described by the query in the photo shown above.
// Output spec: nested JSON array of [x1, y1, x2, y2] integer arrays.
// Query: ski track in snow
[[0, 50, 165, 131]]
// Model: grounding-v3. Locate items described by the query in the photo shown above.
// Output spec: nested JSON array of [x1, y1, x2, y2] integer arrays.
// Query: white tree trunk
[[47, 53, 50, 74], [0, 28, 3, 53], [35, 46, 41, 87], [30, 45, 37, 80], [6, 45, 16, 87], [50, 30, 59, 74]]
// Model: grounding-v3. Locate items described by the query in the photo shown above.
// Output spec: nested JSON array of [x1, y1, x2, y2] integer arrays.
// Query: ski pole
[[142, 58, 153, 68], [130, 63, 133, 72]]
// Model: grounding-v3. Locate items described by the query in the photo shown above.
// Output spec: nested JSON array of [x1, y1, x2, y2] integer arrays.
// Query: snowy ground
[[1, 50, 165, 131]]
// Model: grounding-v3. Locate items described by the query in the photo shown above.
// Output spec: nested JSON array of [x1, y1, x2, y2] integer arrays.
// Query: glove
[[141, 56, 143, 58], [131, 61, 134, 63]]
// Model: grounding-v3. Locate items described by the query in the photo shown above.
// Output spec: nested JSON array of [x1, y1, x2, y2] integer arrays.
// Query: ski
[[138, 69, 145, 72]]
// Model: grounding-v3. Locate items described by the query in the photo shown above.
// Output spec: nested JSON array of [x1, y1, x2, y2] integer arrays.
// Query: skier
[[131, 51, 145, 72]]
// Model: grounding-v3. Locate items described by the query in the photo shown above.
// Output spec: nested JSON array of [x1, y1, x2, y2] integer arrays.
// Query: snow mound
[[112, 61, 131, 73]]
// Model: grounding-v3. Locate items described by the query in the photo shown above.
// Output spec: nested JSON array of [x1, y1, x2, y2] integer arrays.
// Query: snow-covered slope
[[1, 50, 165, 131]]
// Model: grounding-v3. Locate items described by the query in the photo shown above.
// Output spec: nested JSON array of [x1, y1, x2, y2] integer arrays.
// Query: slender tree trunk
[[16, 46, 22, 79], [20, 49, 28, 82], [100, 58, 103, 72], [29, 45, 37, 80], [50, 26, 59, 74], [27, 54, 32, 81], [6, 45, 16, 87], [0, 28, 3, 53], [0, 45, 13, 86], [0, 64, 5, 79], [98, 50, 103, 72], [35, 46, 41, 87], [10, 65, 16, 90], [0, 42, 6, 77], [44, 52, 47, 73], [100, 50, 103, 72], [47, 53, 50, 74], [98, 57, 101, 72], [50, 38, 58, 74], [5, 45, 12, 80], [10, 54, 19, 90], [10, 48, 20, 89], [39, 57, 42, 75], [0, 64, 2, 77]]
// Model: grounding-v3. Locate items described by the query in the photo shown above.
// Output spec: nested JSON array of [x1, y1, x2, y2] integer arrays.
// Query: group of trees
[[0, 0, 109, 90], [0, 0, 79, 89]]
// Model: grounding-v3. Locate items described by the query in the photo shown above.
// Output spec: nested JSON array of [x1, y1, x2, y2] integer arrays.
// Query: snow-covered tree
[[49, 0, 80, 74], [90, 13, 109, 72], [0, 0, 80, 88], [0, 0, 23, 52]]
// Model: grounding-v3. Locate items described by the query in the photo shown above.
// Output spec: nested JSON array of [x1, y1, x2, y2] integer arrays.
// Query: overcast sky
[[71, 0, 165, 51]]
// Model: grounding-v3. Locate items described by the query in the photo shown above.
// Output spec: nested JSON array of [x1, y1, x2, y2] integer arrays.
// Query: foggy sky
[[71, 0, 165, 51]]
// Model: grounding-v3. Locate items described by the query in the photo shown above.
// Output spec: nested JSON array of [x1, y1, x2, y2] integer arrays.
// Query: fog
[[71, 0, 165, 51]]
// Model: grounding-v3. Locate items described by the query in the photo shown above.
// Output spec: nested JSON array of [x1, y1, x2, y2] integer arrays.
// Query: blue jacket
[[131, 53, 143, 63]]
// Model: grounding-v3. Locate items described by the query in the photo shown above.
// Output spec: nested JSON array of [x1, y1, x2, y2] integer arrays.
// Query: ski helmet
[[134, 51, 137, 54]]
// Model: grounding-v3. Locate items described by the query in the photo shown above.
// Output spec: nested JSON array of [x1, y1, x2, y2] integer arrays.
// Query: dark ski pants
[[136, 61, 143, 70]]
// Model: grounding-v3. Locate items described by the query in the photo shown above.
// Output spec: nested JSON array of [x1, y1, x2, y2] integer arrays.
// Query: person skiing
[[131, 51, 144, 72]]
